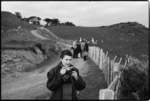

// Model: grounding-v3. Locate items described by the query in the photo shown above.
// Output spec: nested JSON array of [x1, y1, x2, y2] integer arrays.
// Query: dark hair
[[60, 50, 72, 59]]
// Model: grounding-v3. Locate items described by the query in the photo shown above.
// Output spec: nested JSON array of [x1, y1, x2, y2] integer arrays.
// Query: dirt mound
[[1, 40, 61, 78]]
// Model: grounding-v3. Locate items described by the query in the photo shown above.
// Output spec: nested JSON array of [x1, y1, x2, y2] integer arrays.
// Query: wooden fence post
[[93, 46, 95, 62], [99, 49, 103, 70], [95, 47, 97, 64], [96, 47, 98, 64], [111, 60, 113, 82], [113, 55, 117, 63], [102, 51, 105, 71], [91, 47, 93, 59], [124, 60, 127, 67], [97, 47, 100, 65], [94, 47, 95, 61], [95, 46, 97, 64], [88, 47, 90, 58], [119, 57, 122, 64], [92, 47, 94, 62], [90, 47, 92, 58], [104, 56, 108, 85], [108, 57, 110, 86], [94, 46, 96, 62], [96, 47, 98, 65], [105, 51, 108, 59], [88, 47, 91, 58], [99, 48, 101, 69]]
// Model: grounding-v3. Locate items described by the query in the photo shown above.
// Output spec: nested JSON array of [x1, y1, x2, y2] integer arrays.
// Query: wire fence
[[88, 46, 128, 99], [88, 46, 123, 86]]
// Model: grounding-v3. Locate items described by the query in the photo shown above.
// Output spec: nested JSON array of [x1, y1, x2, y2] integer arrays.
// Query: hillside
[[1, 11, 61, 78], [47, 23, 148, 61], [1, 11, 148, 77]]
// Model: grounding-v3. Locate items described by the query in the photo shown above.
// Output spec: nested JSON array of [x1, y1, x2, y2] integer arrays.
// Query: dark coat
[[84, 42, 89, 52], [46, 62, 86, 100]]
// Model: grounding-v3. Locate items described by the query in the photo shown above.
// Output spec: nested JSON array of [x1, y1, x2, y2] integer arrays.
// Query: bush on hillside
[[118, 56, 149, 100]]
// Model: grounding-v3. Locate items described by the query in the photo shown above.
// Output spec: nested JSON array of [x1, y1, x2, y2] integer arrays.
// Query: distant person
[[84, 40, 89, 52], [95, 40, 98, 44], [91, 37, 98, 44], [91, 37, 95, 44], [87, 39, 90, 44], [80, 40, 85, 58], [46, 50, 86, 100], [83, 40, 89, 61], [76, 40, 82, 58], [71, 40, 78, 58], [79, 37, 82, 43]]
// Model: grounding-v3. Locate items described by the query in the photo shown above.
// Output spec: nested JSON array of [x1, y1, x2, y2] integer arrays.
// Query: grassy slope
[[1, 11, 37, 30], [1, 11, 56, 51], [1, 11, 61, 76], [48, 24, 148, 62]]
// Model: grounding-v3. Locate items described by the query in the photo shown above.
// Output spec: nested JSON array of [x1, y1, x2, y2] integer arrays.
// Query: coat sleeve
[[46, 67, 63, 91], [73, 69, 86, 90]]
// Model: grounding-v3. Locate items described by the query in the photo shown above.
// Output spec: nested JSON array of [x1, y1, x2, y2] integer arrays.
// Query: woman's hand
[[60, 67, 67, 75], [71, 71, 78, 80]]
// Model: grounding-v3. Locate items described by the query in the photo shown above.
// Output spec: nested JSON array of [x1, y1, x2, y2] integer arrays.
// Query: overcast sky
[[1, 1, 149, 27]]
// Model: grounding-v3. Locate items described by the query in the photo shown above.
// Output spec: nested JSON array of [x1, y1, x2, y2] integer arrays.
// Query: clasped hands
[[60, 67, 78, 80]]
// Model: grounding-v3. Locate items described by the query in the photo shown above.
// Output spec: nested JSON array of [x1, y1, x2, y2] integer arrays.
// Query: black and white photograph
[[1, 1, 149, 100]]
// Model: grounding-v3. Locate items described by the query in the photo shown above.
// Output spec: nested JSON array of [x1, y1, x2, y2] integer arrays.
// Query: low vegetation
[[118, 56, 149, 100]]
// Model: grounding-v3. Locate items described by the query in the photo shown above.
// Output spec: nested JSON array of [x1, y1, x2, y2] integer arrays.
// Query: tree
[[15, 12, 22, 19], [64, 21, 75, 26], [51, 18, 60, 25], [36, 17, 41, 25], [44, 18, 60, 26], [44, 18, 53, 26], [22, 17, 29, 22], [28, 16, 41, 25]]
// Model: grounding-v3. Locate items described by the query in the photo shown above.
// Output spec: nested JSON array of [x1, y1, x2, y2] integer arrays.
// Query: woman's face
[[61, 55, 72, 67]]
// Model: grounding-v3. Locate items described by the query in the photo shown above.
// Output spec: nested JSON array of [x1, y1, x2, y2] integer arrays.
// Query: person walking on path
[[82, 40, 89, 61], [76, 40, 82, 58], [46, 50, 86, 100], [71, 40, 81, 58], [80, 40, 85, 58], [71, 40, 78, 58]]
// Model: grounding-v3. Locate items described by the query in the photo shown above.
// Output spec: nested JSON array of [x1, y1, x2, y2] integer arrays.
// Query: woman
[[46, 50, 86, 100], [71, 40, 78, 58], [82, 40, 89, 61]]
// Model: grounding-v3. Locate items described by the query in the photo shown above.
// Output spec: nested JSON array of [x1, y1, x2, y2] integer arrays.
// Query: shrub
[[119, 56, 149, 100]]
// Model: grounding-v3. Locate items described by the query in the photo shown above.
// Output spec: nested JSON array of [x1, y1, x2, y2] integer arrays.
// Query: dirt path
[[2, 55, 107, 100], [1, 57, 59, 99], [31, 30, 50, 40], [1, 55, 89, 100], [76, 58, 107, 100]]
